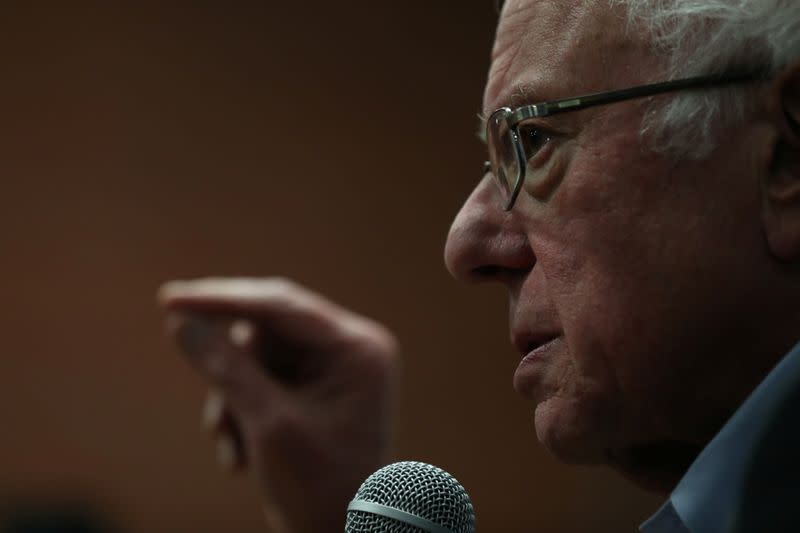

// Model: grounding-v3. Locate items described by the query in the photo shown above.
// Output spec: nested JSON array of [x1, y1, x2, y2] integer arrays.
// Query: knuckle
[[264, 276, 298, 298], [340, 321, 400, 380], [346, 318, 400, 357], [366, 326, 400, 360]]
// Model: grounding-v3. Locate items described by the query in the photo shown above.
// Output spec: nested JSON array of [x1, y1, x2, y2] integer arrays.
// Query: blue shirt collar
[[641, 340, 800, 533]]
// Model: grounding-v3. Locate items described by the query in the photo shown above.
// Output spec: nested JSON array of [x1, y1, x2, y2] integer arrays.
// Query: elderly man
[[159, 0, 800, 531]]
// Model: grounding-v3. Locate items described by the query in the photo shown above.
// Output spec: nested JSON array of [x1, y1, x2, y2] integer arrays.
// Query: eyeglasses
[[484, 72, 765, 211]]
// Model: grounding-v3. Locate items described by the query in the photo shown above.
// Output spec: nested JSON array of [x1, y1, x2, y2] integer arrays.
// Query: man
[[158, 0, 800, 531]]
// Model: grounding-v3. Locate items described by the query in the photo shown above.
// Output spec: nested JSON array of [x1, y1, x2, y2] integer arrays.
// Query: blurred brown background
[[0, 3, 661, 532]]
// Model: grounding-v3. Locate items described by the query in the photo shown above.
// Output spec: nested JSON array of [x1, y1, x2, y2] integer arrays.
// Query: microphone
[[345, 461, 476, 533]]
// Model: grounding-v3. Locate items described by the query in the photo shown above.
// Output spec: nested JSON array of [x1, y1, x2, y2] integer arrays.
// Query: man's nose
[[444, 175, 535, 284]]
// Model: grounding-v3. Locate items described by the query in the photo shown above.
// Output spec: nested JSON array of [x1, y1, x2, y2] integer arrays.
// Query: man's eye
[[519, 126, 551, 156]]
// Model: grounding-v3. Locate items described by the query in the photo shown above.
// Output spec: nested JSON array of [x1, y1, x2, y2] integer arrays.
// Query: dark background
[[0, 3, 661, 531]]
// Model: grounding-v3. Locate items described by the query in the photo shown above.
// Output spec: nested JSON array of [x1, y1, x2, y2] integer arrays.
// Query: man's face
[[445, 0, 783, 489]]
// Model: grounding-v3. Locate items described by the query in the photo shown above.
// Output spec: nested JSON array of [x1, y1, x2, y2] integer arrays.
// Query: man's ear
[[761, 61, 800, 261]]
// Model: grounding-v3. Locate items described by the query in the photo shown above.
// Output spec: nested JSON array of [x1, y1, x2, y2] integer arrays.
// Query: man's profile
[[159, 0, 800, 531]]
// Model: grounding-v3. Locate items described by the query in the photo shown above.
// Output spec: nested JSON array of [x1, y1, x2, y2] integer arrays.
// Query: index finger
[[157, 277, 380, 351]]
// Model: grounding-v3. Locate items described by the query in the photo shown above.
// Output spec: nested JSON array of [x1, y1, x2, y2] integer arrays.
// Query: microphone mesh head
[[345, 461, 475, 533]]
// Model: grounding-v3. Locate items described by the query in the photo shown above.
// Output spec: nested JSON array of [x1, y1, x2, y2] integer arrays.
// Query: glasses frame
[[485, 71, 766, 211]]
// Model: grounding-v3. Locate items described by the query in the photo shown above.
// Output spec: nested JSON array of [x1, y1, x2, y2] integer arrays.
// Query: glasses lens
[[487, 109, 519, 205]]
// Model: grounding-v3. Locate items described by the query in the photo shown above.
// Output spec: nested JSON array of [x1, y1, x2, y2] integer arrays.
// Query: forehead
[[483, 0, 656, 115]]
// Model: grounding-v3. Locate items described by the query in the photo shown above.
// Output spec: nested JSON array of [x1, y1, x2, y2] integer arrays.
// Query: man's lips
[[512, 334, 561, 397], [519, 336, 560, 363], [512, 331, 561, 359]]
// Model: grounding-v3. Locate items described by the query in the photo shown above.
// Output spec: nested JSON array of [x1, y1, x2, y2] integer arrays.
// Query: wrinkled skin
[[159, 1, 800, 531], [445, 0, 800, 491], [159, 278, 398, 533]]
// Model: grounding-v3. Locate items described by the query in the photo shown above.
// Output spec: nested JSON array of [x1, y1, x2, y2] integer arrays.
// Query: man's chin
[[533, 398, 609, 465], [533, 400, 701, 490]]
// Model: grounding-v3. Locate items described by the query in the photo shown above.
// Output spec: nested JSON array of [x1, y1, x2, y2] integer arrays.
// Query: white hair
[[611, 0, 800, 158]]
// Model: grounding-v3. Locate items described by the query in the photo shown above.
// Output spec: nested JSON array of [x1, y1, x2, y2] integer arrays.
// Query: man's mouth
[[512, 332, 560, 360], [522, 337, 559, 362]]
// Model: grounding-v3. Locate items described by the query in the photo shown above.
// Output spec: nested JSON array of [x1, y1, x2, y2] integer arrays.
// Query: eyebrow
[[505, 83, 548, 110], [492, 80, 555, 112]]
